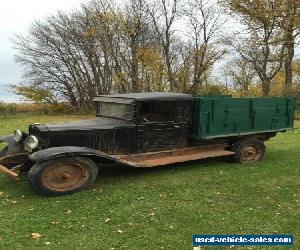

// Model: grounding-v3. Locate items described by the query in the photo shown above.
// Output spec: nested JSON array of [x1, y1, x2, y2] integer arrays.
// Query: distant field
[[0, 115, 299, 249], [0, 115, 93, 136]]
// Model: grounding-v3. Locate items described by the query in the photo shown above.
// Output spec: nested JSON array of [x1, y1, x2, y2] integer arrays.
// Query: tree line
[[11, 0, 300, 109]]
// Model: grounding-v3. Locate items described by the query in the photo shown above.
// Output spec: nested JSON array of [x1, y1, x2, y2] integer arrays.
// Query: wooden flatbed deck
[[115, 144, 235, 168]]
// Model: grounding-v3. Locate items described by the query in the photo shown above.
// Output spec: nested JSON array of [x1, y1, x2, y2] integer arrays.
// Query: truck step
[[116, 144, 235, 168]]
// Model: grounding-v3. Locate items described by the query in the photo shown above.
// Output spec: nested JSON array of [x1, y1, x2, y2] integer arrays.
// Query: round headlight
[[28, 135, 39, 150], [14, 130, 23, 142]]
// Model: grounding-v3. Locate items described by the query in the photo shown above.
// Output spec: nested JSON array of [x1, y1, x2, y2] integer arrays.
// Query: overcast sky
[[0, 0, 84, 102], [1, 1, 298, 103]]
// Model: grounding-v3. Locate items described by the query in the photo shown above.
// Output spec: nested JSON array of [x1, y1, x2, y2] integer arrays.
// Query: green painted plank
[[192, 96, 296, 139]]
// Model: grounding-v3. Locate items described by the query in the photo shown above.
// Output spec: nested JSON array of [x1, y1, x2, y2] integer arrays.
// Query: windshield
[[97, 102, 135, 120]]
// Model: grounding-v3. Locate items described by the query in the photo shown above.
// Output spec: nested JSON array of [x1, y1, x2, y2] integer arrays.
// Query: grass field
[[0, 115, 299, 250]]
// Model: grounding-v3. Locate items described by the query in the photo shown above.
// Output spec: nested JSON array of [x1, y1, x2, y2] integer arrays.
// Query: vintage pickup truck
[[0, 92, 296, 196]]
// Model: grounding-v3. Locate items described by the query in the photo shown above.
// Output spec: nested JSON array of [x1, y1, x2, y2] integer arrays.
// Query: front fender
[[0, 134, 26, 157], [29, 146, 118, 164]]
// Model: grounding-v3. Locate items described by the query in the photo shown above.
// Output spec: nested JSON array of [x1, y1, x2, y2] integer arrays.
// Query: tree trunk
[[262, 78, 271, 96], [131, 44, 139, 92], [284, 26, 295, 96], [165, 53, 176, 91]]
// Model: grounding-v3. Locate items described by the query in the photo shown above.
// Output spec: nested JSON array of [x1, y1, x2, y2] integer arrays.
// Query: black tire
[[232, 139, 266, 164], [28, 157, 98, 197]]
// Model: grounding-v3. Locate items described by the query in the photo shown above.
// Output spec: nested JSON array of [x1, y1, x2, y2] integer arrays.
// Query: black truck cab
[[29, 92, 193, 155]]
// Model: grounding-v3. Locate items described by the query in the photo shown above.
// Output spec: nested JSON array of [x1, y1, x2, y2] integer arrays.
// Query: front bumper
[[0, 134, 30, 180], [0, 164, 19, 180], [0, 153, 30, 180]]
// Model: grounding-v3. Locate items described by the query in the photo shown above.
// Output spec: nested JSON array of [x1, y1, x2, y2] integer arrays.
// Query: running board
[[115, 144, 235, 168]]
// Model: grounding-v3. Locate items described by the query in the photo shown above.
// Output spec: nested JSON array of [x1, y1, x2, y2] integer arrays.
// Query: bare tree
[[120, 0, 153, 92], [280, 0, 300, 95], [13, 14, 81, 107], [148, 0, 181, 91], [185, 0, 227, 93], [10, 0, 231, 107], [224, 58, 256, 95], [225, 0, 286, 96], [91, 0, 128, 93]]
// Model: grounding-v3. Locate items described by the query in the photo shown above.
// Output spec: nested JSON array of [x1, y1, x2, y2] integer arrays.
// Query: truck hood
[[31, 117, 135, 132]]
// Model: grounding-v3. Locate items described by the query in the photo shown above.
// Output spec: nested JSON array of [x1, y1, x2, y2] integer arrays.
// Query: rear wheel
[[28, 157, 98, 196], [233, 139, 265, 164]]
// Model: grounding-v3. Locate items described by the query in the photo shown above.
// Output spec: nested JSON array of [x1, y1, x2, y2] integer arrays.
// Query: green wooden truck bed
[[192, 96, 296, 140]]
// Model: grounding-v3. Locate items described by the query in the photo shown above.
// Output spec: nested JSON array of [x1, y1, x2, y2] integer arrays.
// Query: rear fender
[[29, 146, 119, 164]]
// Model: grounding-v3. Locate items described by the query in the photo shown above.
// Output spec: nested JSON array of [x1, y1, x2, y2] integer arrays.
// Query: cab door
[[137, 101, 190, 152]]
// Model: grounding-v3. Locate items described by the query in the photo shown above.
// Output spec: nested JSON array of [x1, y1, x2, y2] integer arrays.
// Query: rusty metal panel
[[115, 144, 234, 168]]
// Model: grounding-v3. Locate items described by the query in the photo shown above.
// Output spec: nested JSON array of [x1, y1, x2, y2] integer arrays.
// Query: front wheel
[[232, 139, 266, 164], [28, 157, 98, 196]]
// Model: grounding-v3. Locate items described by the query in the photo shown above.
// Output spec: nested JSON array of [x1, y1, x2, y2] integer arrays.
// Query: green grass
[[0, 115, 299, 250], [0, 115, 93, 136]]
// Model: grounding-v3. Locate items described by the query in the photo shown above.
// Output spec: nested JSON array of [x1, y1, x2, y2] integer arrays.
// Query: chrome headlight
[[14, 130, 23, 142], [28, 135, 39, 150]]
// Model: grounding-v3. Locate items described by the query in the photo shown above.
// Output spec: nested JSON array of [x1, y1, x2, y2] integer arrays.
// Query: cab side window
[[140, 102, 174, 123]]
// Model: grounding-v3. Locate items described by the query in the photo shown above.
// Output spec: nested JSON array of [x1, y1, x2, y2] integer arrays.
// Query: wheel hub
[[42, 162, 89, 192], [241, 145, 261, 162]]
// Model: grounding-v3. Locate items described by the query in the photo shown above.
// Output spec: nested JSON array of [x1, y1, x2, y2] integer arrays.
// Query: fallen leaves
[[193, 247, 201, 250], [31, 233, 41, 240]]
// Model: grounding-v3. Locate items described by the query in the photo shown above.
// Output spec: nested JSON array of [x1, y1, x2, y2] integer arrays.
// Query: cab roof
[[93, 92, 193, 104]]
